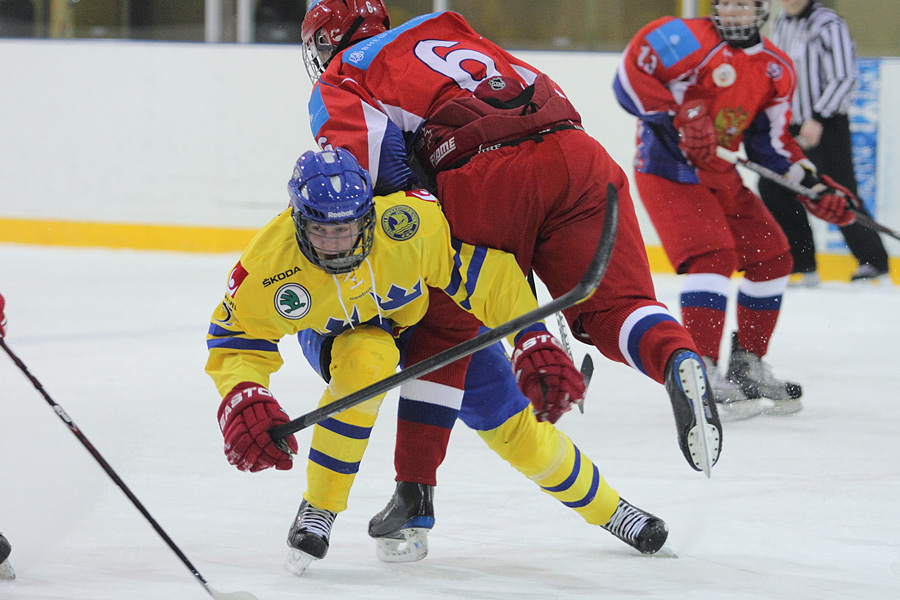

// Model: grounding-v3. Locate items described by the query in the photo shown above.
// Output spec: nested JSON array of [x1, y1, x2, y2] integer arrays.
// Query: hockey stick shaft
[[716, 146, 900, 242], [269, 183, 620, 441], [0, 338, 258, 600]]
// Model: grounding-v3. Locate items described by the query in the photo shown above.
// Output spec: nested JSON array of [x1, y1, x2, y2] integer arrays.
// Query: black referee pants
[[758, 114, 888, 274]]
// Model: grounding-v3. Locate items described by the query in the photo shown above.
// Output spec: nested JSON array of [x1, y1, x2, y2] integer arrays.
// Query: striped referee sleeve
[[770, 3, 857, 123]]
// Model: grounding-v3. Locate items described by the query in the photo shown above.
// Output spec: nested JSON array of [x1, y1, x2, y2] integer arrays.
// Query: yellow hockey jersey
[[206, 189, 538, 398]]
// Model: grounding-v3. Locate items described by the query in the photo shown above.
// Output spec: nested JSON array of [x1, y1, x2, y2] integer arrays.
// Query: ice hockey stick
[[269, 182, 620, 441], [0, 337, 259, 600]]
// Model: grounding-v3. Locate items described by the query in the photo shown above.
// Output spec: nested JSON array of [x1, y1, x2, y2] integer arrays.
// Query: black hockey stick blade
[[716, 147, 900, 242], [0, 338, 260, 600], [847, 210, 900, 242], [576, 354, 594, 414], [269, 183, 620, 441]]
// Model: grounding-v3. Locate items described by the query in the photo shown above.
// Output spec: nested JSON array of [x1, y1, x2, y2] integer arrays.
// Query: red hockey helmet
[[301, 0, 391, 82]]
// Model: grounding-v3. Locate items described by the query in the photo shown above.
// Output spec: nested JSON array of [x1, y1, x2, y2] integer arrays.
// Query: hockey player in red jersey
[[614, 0, 859, 421], [300, 0, 722, 558], [0, 295, 14, 581], [0, 291, 7, 338], [207, 149, 668, 574]]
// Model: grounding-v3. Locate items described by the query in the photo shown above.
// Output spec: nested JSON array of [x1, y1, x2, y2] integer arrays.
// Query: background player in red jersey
[[614, 0, 859, 421], [0, 293, 14, 581], [300, 0, 723, 550], [0, 291, 7, 339]]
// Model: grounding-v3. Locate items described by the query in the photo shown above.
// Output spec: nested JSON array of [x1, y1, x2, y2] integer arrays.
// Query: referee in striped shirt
[[759, 0, 889, 283]]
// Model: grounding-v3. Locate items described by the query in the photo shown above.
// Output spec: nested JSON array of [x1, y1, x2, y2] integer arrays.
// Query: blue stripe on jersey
[[646, 19, 701, 68], [444, 238, 464, 297], [340, 13, 440, 72], [397, 398, 459, 430], [207, 323, 245, 337], [681, 291, 728, 312], [561, 464, 600, 509], [317, 417, 372, 440], [459, 245, 488, 311], [627, 312, 679, 375], [542, 449, 581, 493], [309, 84, 330, 136], [308, 448, 360, 475], [613, 75, 642, 118], [743, 111, 794, 175], [206, 337, 278, 352], [737, 290, 782, 312]]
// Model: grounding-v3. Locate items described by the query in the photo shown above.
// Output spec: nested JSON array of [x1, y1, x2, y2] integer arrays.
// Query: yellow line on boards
[[1, 217, 896, 284], [645, 244, 897, 284], [0, 218, 257, 253]]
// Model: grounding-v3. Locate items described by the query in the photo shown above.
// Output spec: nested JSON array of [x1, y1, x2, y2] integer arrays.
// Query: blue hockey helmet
[[288, 148, 376, 274]]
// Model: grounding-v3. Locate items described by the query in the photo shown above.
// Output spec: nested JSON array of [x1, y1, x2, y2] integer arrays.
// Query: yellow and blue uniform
[[206, 190, 536, 395], [207, 189, 620, 525]]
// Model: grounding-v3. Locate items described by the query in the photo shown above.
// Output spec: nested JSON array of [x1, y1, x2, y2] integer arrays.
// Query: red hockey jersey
[[308, 11, 570, 194], [614, 16, 807, 184]]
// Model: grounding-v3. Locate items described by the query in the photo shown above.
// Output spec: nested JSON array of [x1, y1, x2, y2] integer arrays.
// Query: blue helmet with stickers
[[288, 148, 376, 274]]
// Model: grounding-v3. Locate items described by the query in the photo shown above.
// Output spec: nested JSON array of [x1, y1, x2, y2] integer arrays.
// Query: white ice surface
[[1, 244, 899, 600]]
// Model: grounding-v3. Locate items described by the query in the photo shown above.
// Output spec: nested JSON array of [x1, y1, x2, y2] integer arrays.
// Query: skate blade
[[716, 398, 764, 422], [680, 356, 720, 477], [688, 423, 720, 475], [760, 397, 803, 416], [375, 528, 429, 563], [285, 548, 317, 576], [651, 547, 679, 559], [0, 560, 15, 580]]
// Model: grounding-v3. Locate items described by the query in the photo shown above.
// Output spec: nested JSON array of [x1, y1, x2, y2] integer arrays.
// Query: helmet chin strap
[[727, 32, 762, 48], [324, 17, 364, 69]]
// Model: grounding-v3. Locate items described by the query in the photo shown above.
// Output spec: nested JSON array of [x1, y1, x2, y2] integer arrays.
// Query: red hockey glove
[[673, 101, 718, 165], [799, 174, 859, 227], [0, 292, 6, 338], [217, 382, 298, 472], [511, 329, 586, 424]]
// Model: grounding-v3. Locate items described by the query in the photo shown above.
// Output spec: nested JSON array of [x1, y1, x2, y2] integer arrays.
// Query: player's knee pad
[[684, 249, 738, 277], [328, 325, 400, 414]]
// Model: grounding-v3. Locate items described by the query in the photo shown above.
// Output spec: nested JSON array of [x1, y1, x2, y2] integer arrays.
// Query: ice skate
[[0, 533, 13, 581], [850, 264, 889, 284], [727, 332, 802, 415], [285, 500, 336, 576], [702, 357, 763, 422], [368, 481, 434, 563], [664, 350, 722, 475], [601, 498, 668, 555], [788, 271, 820, 288]]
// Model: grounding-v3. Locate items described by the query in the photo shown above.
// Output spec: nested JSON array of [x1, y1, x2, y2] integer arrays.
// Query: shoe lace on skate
[[603, 500, 649, 545], [298, 506, 336, 539]]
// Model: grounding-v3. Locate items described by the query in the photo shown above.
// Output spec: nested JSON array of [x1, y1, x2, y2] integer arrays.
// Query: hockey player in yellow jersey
[[206, 149, 667, 576]]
